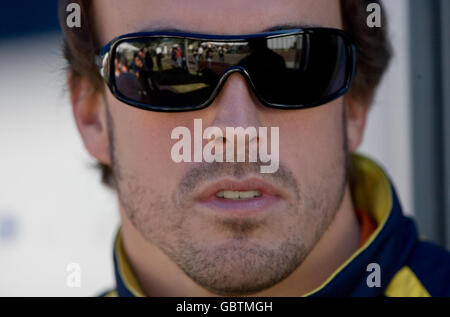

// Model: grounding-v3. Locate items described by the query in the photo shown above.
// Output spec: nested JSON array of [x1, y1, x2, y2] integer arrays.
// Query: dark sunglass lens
[[247, 33, 350, 106], [113, 38, 221, 109]]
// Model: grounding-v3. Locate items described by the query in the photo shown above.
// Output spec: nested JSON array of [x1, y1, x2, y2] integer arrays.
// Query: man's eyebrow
[[137, 23, 319, 34]]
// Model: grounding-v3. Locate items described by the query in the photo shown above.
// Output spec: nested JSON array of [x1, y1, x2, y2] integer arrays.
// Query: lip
[[195, 178, 284, 217]]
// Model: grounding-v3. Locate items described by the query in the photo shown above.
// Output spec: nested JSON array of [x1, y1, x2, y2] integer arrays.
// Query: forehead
[[93, 0, 343, 45]]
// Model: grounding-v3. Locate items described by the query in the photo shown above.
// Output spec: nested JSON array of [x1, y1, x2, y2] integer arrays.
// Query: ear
[[344, 95, 369, 153], [67, 71, 111, 165]]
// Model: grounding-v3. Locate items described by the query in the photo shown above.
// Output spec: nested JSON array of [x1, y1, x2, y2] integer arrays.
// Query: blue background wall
[[0, 1, 60, 39]]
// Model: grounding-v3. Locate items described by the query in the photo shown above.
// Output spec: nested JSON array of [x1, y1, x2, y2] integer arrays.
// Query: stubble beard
[[105, 102, 350, 296]]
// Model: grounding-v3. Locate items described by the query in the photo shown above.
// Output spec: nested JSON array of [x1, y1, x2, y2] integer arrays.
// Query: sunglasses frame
[[95, 28, 357, 112]]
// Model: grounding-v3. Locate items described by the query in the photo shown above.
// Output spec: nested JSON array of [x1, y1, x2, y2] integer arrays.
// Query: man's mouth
[[195, 178, 284, 217], [215, 190, 262, 200]]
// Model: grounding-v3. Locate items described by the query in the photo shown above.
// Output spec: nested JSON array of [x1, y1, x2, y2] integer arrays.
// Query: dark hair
[[59, 0, 392, 188]]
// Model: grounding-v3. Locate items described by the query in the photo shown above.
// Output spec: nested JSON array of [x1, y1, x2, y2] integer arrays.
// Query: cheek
[[278, 101, 345, 183], [107, 95, 188, 192], [276, 101, 346, 243]]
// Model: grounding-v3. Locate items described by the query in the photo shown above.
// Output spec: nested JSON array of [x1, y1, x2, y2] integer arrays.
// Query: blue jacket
[[101, 153, 450, 297]]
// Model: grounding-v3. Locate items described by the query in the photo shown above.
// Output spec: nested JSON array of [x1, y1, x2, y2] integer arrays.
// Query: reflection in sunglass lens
[[246, 34, 348, 106], [114, 38, 221, 109]]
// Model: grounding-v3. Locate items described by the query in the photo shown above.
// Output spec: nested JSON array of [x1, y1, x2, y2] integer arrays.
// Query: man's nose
[[209, 72, 262, 130]]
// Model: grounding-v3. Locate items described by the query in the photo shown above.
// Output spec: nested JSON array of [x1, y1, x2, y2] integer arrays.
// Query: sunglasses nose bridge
[[219, 65, 250, 83], [213, 65, 259, 100]]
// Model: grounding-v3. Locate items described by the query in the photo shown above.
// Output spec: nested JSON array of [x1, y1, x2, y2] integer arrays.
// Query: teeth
[[237, 191, 261, 199], [216, 190, 262, 200]]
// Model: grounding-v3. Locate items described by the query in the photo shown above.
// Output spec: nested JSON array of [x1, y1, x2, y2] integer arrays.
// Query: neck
[[119, 184, 361, 296]]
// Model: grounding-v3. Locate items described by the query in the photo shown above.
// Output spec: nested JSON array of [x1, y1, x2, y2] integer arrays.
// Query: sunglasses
[[95, 28, 356, 112]]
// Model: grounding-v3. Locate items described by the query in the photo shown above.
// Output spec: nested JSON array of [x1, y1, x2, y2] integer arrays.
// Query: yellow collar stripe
[[114, 231, 146, 297], [384, 266, 431, 297]]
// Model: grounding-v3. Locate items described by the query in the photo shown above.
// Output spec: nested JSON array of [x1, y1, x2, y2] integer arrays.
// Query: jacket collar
[[113, 229, 146, 297], [112, 153, 418, 297], [305, 153, 418, 296]]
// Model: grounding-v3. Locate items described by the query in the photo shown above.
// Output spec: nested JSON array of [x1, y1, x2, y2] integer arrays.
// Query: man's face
[[93, 0, 350, 295]]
